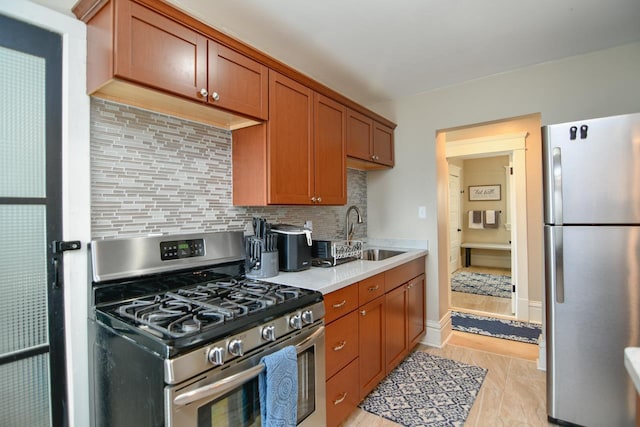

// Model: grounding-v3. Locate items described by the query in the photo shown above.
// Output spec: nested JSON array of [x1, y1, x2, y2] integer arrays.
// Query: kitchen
[[1, 0, 640, 426]]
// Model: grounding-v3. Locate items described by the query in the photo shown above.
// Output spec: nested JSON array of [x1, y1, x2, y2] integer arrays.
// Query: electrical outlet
[[418, 206, 426, 219]]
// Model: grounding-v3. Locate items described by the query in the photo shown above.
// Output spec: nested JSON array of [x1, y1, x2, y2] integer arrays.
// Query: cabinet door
[[408, 274, 426, 348], [115, 1, 207, 100], [385, 284, 408, 373], [267, 71, 314, 204], [358, 296, 385, 399], [346, 108, 373, 161], [326, 358, 359, 427], [326, 311, 358, 379], [314, 94, 346, 205], [373, 121, 394, 166], [208, 42, 268, 120]]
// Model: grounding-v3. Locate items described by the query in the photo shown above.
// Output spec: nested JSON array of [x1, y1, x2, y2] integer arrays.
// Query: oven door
[[167, 324, 326, 427]]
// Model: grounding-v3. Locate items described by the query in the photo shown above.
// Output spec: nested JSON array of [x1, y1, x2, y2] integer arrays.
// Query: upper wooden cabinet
[[75, 0, 266, 129], [346, 108, 395, 169], [232, 71, 346, 206], [208, 43, 268, 120]]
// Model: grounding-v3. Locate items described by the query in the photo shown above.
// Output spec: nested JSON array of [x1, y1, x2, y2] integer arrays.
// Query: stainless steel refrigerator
[[543, 112, 640, 426]]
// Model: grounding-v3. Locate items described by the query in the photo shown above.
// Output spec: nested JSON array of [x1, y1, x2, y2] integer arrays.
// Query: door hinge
[[512, 284, 516, 292], [52, 240, 81, 254], [510, 167, 513, 175]]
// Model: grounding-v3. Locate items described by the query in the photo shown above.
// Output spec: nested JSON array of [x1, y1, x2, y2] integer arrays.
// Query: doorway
[[448, 155, 514, 318], [0, 14, 66, 426], [445, 131, 529, 322]]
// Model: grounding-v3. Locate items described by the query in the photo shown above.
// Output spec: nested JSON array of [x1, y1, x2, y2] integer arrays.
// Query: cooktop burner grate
[[113, 278, 309, 339]]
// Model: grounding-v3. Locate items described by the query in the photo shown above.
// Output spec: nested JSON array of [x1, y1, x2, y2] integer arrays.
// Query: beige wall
[[461, 156, 510, 245], [366, 42, 640, 335]]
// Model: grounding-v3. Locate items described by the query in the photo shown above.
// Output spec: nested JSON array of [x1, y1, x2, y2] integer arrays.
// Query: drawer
[[324, 284, 358, 324], [326, 358, 360, 427], [385, 256, 426, 292], [325, 310, 358, 379], [358, 273, 385, 305]]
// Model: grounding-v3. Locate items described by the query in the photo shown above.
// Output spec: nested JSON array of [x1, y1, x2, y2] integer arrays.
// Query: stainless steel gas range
[[88, 231, 326, 427]]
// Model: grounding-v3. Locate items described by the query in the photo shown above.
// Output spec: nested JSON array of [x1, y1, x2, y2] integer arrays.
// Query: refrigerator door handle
[[552, 147, 563, 225], [553, 227, 565, 303]]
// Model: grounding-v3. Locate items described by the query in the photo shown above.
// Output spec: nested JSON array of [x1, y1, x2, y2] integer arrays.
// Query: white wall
[[0, 1, 91, 426], [367, 42, 640, 339]]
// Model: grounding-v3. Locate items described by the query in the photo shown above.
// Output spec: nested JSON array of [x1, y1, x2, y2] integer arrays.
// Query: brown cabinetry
[[326, 359, 360, 427], [346, 108, 395, 169], [232, 71, 346, 206], [323, 257, 426, 425], [77, 0, 267, 129], [358, 295, 386, 399]]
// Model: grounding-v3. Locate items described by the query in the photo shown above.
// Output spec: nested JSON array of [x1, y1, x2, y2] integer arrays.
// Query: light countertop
[[263, 245, 428, 294], [624, 347, 640, 395]]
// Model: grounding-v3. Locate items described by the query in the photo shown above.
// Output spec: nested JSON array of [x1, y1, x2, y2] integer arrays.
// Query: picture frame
[[468, 184, 501, 201]]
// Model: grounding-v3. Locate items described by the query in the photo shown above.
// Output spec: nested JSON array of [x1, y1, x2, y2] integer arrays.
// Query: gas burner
[[112, 277, 312, 339]]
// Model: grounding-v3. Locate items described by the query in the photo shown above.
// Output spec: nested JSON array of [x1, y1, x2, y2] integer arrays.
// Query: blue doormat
[[451, 271, 512, 298], [451, 311, 541, 344], [360, 351, 486, 427]]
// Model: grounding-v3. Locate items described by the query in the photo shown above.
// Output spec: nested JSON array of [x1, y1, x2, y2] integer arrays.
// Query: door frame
[[445, 132, 529, 321], [447, 164, 462, 275], [0, 2, 91, 426]]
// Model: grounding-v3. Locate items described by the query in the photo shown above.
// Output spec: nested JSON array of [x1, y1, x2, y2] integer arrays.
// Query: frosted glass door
[[0, 14, 64, 427]]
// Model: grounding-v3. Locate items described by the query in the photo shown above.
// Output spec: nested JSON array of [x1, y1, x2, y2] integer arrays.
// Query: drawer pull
[[360, 309, 366, 316], [368, 285, 380, 292], [332, 300, 347, 309], [333, 392, 347, 405], [333, 341, 347, 351]]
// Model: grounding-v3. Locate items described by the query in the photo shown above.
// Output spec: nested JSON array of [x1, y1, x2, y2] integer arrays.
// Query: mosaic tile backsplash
[[90, 99, 368, 241]]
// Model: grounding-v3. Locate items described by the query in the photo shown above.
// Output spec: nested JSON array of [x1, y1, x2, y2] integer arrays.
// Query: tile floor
[[341, 331, 551, 426]]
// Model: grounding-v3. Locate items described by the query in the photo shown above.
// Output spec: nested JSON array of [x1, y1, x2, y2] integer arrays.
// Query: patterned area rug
[[451, 270, 511, 298], [451, 311, 541, 344], [359, 352, 487, 427]]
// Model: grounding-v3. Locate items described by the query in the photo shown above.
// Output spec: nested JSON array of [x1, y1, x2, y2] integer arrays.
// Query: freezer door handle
[[552, 147, 563, 225], [546, 226, 565, 304]]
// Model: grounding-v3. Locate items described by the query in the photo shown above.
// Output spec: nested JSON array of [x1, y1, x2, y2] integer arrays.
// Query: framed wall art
[[468, 184, 501, 201]]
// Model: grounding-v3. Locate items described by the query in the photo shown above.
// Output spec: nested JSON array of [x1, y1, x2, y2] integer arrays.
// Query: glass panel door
[[0, 13, 64, 427]]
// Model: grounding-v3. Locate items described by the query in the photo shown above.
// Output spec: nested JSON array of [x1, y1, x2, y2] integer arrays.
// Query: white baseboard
[[422, 311, 452, 348], [528, 300, 542, 324], [537, 335, 547, 371]]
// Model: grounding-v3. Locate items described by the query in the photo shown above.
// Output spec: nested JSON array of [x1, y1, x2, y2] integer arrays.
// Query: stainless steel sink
[[360, 248, 405, 261]]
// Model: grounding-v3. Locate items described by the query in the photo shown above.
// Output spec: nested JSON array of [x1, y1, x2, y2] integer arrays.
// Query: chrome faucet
[[345, 205, 363, 242]]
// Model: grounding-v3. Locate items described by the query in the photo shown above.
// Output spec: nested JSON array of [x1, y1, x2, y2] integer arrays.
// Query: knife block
[[246, 250, 279, 279]]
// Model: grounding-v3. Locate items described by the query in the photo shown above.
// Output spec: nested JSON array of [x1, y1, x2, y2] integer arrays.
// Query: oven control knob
[[207, 347, 225, 366], [301, 310, 314, 325], [289, 314, 302, 330], [228, 339, 244, 357], [262, 325, 276, 342]]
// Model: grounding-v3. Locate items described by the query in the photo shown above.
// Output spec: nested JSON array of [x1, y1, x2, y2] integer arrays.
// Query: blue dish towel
[[259, 346, 298, 427]]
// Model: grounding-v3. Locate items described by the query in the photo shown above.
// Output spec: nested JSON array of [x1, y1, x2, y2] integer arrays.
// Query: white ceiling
[[33, 0, 640, 106]]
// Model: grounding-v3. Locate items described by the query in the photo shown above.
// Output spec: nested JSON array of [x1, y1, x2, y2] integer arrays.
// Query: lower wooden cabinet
[[408, 274, 426, 348], [323, 256, 426, 424], [358, 296, 386, 399], [385, 283, 409, 373], [326, 311, 358, 379], [326, 358, 360, 427]]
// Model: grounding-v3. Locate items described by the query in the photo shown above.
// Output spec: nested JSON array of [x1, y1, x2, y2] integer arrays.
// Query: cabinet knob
[[360, 309, 366, 316], [371, 154, 376, 160], [311, 197, 317, 203], [211, 91, 220, 101], [199, 88, 208, 98], [316, 196, 322, 203]]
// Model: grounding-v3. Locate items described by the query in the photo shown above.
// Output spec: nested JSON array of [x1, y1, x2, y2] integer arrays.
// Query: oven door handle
[[173, 326, 324, 406]]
